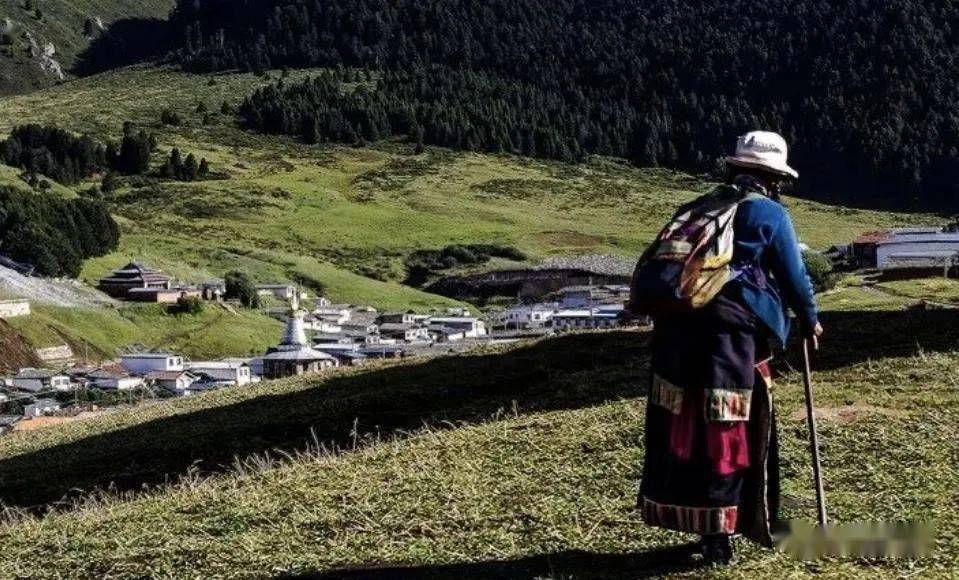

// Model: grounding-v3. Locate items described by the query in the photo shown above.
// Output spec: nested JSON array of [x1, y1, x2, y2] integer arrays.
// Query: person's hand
[[809, 321, 824, 350]]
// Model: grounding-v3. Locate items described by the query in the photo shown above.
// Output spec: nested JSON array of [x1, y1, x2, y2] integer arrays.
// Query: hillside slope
[[0, 289, 955, 577], [0, 0, 173, 94], [0, 66, 933, 304]]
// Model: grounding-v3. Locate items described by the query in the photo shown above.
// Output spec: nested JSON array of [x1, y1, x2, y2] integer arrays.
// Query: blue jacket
[[724, 188, 819, 345]]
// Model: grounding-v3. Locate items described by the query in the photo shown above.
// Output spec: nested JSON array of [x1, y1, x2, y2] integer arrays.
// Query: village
[[3, 222, 958, 433], [0, 259, 648, 432]]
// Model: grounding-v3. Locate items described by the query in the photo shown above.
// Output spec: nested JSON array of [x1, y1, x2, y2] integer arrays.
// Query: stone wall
[[0, 300, 30, 318], [35, 345, 74, 362]]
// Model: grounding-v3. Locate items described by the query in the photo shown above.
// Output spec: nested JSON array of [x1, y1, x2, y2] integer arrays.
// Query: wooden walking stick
[[802, 338, 828, 528]]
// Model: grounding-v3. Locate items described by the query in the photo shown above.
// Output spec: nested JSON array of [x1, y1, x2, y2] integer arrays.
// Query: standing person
[[635, 131, 823, 564]]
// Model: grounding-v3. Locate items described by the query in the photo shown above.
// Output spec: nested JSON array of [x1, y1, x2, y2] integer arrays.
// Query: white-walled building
[[256, 284, 297, 300], [121, 353, 185, 375], [185, 361, 253, 386], [145, 370, 198, 393], [551, 308, 622, 331], [312, 306, 352, 325], [87, 369, 145, 390], [427, 317, 488, 338], [379, 323, 431, 343], [504, 304, 557, 330], [12, 369, 71, 393]]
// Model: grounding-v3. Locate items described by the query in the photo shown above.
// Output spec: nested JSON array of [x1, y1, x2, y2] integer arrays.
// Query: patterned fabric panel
[[705, 388, 753, 422], [641, 496, 739, 535], [650, 374, 684, 414], [756, 360, 773, 390]]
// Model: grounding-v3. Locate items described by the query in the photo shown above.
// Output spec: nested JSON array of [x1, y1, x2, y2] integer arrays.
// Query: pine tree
[[183, 153, 199, 181]]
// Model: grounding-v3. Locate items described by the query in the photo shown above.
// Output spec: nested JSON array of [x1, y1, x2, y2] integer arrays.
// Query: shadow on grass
[[0, 331, 650, 511], [799, 309, 959, 371], [2, 308, 952, 511], [279, 545, 704, 580]]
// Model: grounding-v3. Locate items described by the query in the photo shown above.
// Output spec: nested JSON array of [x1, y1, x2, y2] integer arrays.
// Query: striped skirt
[[639, 293, 780, 546]]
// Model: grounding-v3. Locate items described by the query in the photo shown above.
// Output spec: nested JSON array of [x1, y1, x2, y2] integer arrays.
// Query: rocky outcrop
[[25, 32, 64, 80]]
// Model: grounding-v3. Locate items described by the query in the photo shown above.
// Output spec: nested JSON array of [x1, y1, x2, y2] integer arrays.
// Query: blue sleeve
[[768, 209, 819, 331]]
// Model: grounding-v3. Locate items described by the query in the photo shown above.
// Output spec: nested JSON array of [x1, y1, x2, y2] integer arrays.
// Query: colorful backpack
[[628, 185, 762, 315]]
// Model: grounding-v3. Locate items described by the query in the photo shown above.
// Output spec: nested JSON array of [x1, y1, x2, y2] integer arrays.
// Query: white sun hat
[[725, 130, 799, 179]]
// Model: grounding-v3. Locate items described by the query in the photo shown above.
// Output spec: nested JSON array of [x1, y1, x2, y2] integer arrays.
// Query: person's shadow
[[277, 544, 705, 579]]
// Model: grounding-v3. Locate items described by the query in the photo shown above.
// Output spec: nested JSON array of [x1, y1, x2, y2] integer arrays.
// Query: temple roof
[[99, 261, 171, 284]]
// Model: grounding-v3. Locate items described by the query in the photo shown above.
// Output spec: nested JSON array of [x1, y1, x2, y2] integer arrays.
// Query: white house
[[430, 328, 465, 342], [304, 316, 343, 333], [378, 312, 418, 325], [551, 308, 621, 331], [24, 398, 61, 418], [427, 317, 488, 338], [312, 306, 352, 325], [145, 370, 198, 393], [87, 369, 145, 391], [185, 361, 253, 387], [504, 304, 557, 330], [121, 353, 185, 375], [12, 369, 71, 393], [378, 323, 431, 343], [255, 284, 297, 300]]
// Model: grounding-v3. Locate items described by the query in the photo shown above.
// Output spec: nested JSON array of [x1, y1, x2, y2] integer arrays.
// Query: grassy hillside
[[0, 65, 942, 363], [0, 285, 954, 577], [5, 302, 283, 361], [0, 67, 935, 292], [0, 0, 173, 95]]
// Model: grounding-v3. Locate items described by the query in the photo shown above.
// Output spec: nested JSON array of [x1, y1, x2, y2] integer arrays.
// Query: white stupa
[[262, 292, 337, 378]]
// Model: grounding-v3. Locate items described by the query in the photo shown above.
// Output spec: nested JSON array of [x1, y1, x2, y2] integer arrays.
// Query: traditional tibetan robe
[[639, 293, 779, 545]]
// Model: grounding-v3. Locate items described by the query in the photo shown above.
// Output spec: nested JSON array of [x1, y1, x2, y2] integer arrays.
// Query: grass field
[[0, 284, 954, 578]]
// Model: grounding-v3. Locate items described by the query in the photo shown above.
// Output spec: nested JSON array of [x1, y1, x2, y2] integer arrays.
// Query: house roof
[[186, 361, 248, 371], [122, 353, 178, 360], [262, 347, 336, 362], [29, 398, 60, 407], [145, 371, 194, 381], [88, 369, 137, 379], [99, 261, 171, 284], [14, 369, 56, 380], [193, 369, 240, 382], [378, 323, 418, 332], [324, 351, 367, 360]]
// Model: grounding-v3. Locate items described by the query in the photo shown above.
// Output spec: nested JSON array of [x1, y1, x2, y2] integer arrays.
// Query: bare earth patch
[[790, 403, 908, 424]]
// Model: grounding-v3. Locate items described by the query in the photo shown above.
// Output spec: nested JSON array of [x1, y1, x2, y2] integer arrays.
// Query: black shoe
[[701, 534, 733, 565]]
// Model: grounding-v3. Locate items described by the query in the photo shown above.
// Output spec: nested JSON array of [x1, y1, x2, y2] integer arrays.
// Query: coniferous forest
[[0, 187, 119, 277], [167, 0, 959, 210]]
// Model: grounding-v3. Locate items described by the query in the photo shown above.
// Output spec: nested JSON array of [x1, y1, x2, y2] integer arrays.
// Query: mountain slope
[[167, 0, 959, 210], [0, 0, 173, 95]]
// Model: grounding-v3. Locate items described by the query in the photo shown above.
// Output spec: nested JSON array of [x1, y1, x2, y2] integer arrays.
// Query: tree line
[[1, 123, 216, 186], [167, 0, 959, 210], [0, 186, 119, 277], [0, 123, 155, 185]]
